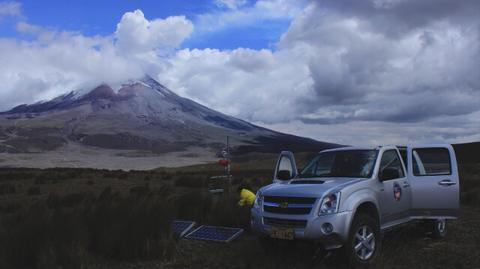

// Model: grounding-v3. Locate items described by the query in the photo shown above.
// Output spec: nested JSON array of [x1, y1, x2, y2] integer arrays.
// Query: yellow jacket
[[238, 189, 256, 207]]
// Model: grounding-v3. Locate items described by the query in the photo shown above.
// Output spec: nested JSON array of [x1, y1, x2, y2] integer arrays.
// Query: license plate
[[270, 227, 295, 240]]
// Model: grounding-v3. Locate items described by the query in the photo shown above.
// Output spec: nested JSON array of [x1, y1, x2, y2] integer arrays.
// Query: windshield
[[299, 150, 378, 178]]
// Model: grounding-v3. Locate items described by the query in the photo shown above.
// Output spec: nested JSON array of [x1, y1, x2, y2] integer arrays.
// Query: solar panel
[[171, 220, 196, 237], [185, 225, 243, 243]]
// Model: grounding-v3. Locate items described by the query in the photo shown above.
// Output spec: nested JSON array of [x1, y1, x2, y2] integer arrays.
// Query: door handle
[[402, 182, 410, 188], [438, 179, 456, 186]]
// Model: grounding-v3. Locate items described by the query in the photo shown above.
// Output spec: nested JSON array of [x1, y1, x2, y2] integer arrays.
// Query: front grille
[[263, 217, 307, 228], [264, 206, 311, 214], [264, 196, 316, 204], [263, 196, 316, 215]]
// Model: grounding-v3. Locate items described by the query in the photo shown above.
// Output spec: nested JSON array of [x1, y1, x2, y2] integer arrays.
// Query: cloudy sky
[[0, 0, 479, 145]]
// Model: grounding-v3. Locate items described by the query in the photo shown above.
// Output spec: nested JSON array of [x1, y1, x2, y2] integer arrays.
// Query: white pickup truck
[[251, 145, 459, 268]]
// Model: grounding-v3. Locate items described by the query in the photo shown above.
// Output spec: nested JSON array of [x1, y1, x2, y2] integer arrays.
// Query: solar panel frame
[[171, 220, 196, 237], [185, 225, 244, 243]]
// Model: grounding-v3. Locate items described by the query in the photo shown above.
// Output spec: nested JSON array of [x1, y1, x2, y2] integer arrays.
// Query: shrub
[[461, 188, 480, 206], [0, 201, 21, 214], [87, 194, 176, 261], [27, 186, 41, 196], [34, 174, 48, 185], [232, 176, 243, 185], [0, 190, 177, 268], [66, 171, 80, 179], [1, 171, 33, 180], [0, 183, 15, 195], [154, 184, 172, 197], [174, 175, 207, 188], [0, 205, 90, 269], [207, 194, 251, 230], [162, 172, 173, 180], [129, 184, 150, 197], [173, 190, 212, 223], [61, 192, 89, 208], [250, 177, 262, 187], [97, 186, 113, 201], [102, 172, 117, 178], [46, 193, 60, 209], [34, 172, 64, 184]]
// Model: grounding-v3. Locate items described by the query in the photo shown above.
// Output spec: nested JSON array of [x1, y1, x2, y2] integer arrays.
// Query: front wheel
[[344, 213, 381, 268]]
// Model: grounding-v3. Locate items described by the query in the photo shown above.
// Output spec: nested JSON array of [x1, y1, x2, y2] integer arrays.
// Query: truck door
[[408, 146, 459, 218], [273, 151, 298, 183], [378, 149, 411, 226]]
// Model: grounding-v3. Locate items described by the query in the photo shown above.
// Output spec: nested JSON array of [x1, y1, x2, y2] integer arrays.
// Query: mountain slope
[[0, 76, 337, 169]]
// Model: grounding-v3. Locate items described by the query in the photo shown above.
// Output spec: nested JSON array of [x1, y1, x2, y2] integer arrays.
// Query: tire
[[427, 219, 447, 239], [344, 213, 381, 269]]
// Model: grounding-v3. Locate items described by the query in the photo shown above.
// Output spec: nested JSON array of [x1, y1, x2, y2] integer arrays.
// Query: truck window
[[412, 148, 451, 176], [380, 150, 405, 179], [300, 150, 378, 178]]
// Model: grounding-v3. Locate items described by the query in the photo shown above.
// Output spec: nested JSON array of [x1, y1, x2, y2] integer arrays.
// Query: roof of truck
[[320, 146, 379, 153], [320, 144, 452, 153]]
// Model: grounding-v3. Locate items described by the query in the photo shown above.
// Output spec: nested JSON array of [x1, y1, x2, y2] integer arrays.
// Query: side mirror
[[277, 170, 292, 181], [379, 168, 400, 181]]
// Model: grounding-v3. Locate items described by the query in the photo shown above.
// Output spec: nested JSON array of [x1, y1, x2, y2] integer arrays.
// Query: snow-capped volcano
[[0, 76, 336, 169]]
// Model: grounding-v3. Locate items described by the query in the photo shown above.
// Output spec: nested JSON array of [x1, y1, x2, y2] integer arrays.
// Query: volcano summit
[[0, 76, 335, 169]]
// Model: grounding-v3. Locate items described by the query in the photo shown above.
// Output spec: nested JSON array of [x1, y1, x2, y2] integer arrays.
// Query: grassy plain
[[0, 154, 478, 268]]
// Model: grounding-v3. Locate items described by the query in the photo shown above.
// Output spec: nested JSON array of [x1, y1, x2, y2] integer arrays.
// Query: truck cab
[[251, 145, 459, 267]]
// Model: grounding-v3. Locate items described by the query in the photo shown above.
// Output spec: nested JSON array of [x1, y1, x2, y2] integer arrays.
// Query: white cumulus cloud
[[155, 0, 480, 144], [0, 1, 478, 145], [195, 0, 306, 32], [0, 10, 193, 110], [115, 9, 193, 56], [0, 1, 21, 18], [214, 0, 247, 10]]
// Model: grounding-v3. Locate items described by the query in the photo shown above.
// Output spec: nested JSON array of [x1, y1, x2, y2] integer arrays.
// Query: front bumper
[[251, 207, 353, 250]]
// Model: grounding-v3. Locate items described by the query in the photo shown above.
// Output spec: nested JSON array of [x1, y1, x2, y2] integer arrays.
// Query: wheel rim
[[436, 219, 446, 233], [353, 225, 376, 261]]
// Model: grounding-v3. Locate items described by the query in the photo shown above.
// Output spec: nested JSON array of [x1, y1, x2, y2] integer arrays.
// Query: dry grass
[[0, 160, 478, 269]]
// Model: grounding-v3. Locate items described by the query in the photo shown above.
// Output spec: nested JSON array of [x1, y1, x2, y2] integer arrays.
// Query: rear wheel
[[344, 213, 381, 268], [427, 219, 447, 239]]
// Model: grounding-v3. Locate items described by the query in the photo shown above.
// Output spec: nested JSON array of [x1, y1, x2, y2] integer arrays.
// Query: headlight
[[253, 193, 263, 210], [319, 192, 341, 215]]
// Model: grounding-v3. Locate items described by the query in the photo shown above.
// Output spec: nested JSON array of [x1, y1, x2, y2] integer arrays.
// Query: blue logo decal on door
[[393, 182, 402, 201]]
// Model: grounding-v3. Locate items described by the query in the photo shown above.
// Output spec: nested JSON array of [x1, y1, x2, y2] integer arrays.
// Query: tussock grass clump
[[27, 186, 41, 196], [0, 189, 177, 269], [0, 183, 16, 195], [129, 184, 150, 197], [173, 190, 213, 223], [174, 175, 207, 188], [207, 194, 251, 230], [459, 164, 480, 207]]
